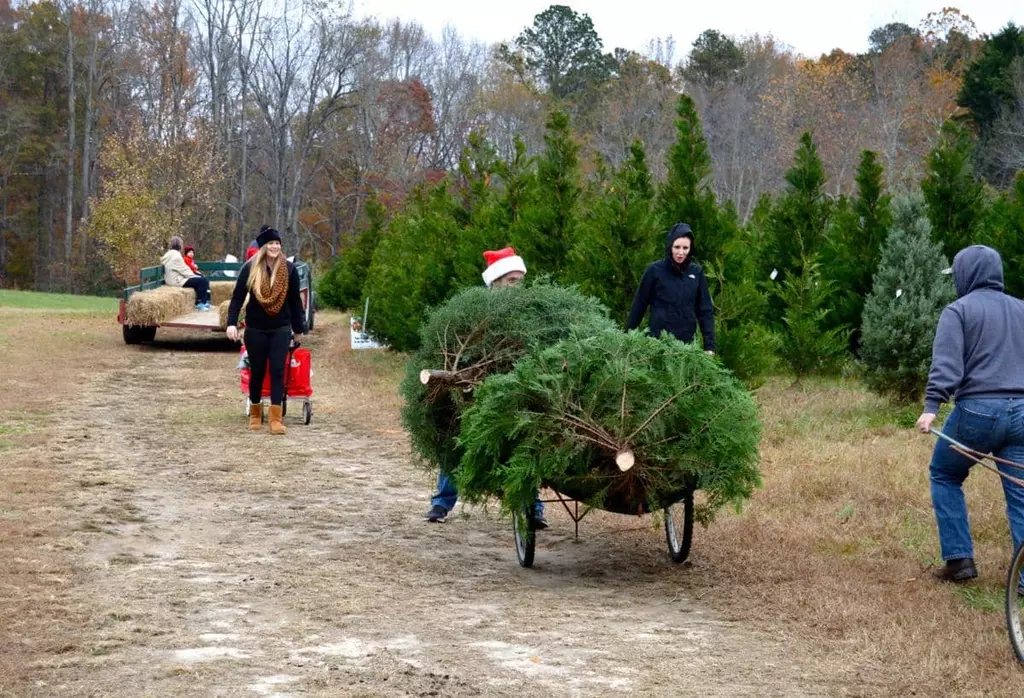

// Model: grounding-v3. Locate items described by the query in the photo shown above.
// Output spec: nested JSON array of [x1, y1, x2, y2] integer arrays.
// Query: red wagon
[[239, 345, 313, 425]]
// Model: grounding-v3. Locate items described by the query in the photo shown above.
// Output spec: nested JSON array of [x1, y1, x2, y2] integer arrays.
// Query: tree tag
[[895, 288, 903, 298], [769, 269, 778, 280]]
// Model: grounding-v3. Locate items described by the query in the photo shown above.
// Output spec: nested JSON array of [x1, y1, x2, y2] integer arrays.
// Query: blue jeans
[[431, 471, 545, 517], [930, 398, 1024, 562]]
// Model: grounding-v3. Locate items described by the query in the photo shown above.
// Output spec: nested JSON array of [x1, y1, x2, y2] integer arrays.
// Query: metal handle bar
[[929, 428, 1024, 488]]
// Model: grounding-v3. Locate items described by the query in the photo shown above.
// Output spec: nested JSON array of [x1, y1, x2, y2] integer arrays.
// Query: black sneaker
[[932, 558, 978, 583], [425, 505, 448, 523], [534, 514, 549, 530]]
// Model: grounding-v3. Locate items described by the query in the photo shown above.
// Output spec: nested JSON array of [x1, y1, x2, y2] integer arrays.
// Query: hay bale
[[218, 300, 231, 329], [125, 286, 195, 326], [210, 281, 236, 306]]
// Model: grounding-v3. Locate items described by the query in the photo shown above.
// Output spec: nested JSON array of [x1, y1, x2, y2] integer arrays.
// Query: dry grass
[[685, 376, 1024, 694], [125, 286, 194, 325], [208, 281, 235, 306], [0, 308, 124, 691], [316, 312, 406, 432]]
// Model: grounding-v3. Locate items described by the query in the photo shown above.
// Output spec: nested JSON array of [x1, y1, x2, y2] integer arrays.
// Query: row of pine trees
[[319, 95, 1024, 401]]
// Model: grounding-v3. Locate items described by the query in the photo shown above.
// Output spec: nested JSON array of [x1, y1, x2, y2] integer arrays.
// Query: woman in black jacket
[[626, 223, 716, 354], [227, 225, 306, 435]]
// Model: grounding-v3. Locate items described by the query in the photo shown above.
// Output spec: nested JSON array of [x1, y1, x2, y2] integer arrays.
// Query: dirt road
[[5, 315, 852, 697]]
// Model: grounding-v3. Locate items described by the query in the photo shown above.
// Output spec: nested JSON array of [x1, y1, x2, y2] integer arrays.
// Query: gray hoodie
[[924, 245, 1024, 413]]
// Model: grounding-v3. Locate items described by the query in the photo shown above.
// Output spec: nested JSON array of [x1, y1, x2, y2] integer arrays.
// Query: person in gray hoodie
[[916, 245, 1024, 583]]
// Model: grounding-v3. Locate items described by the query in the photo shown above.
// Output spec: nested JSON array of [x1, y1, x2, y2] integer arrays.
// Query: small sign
[[351, 316, 385, 350]]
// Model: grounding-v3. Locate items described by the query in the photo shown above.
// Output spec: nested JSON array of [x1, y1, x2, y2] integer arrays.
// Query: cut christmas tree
[[456, 330, 762, 523], [400, 281, 617, 474]]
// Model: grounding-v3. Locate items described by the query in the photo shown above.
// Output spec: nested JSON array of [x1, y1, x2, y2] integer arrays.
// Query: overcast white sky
[[352, 0, 1020, 59]]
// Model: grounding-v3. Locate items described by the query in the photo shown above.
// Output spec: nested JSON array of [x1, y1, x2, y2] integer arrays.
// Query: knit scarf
[[254, 258, 288, 316]]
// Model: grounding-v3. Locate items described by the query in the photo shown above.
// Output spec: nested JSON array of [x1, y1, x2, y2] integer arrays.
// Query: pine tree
[[569, 140, 660, 323], [713, 229, 780, 385], [318, 195, 387, 311], [656, 93, 734, 266], [774, 256, 850, 380], [360, 184, 461, 352], [510, 110, 581, 277], [766, 132, 832, 281], [456, 330, 762, 523], [496, 136, 536, 231], [450, 132, 507, 286], [921, 121, 988, 261], [401, 283, 616, 474], [821, 150, 893, 342], [983, 172, 1024, 298], [860, 194, 955, 402]]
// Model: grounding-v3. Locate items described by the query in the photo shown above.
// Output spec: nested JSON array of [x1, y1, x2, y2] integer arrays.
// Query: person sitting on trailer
[[916, 245, 1024, 585], [424, 247, 547, 527], [182, 245, 202, 275], [162, 236, 212, 311]]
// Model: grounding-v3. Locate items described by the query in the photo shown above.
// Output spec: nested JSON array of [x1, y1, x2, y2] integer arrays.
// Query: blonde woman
[[226, 225, 306, 435]]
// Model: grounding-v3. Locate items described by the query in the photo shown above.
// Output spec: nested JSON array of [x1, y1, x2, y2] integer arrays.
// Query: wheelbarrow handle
[[928, 427, 1024, 487], [928, 427, 971, 452]]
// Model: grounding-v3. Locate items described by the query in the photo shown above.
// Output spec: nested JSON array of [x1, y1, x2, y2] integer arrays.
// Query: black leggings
[[246, 329, 291, 405], [183, 276, 211, 304]]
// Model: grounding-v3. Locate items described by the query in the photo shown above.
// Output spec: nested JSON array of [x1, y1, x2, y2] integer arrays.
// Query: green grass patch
[[0, 289, 118, 312], [950, 583, 1006, 613]]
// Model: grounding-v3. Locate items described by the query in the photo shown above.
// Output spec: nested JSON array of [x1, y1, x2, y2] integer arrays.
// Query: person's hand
[[916, 412, 937, 434], [226, 325, 240, 342], [705, 350, 715, 356]]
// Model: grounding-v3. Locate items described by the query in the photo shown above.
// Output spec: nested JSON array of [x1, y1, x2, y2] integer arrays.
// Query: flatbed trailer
[[118, 260, 314, 344]]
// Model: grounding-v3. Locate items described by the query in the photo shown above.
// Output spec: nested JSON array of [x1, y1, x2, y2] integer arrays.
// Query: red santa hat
[[481, 247, 527, 287]]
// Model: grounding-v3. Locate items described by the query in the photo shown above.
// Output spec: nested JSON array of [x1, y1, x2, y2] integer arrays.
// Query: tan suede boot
[[248, 402, 263, 431], [268, 404, 287, 435]]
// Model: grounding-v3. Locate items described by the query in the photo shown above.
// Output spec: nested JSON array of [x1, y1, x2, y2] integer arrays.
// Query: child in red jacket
[[183, 245, 202, 275]]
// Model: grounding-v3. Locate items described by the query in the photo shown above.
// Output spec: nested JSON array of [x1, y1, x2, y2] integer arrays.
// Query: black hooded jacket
[[626, 223, 716, 350]]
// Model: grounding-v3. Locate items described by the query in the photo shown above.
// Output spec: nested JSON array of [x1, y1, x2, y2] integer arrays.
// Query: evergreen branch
[[626, 385, 699, 442], [557, 414, 619, 451]]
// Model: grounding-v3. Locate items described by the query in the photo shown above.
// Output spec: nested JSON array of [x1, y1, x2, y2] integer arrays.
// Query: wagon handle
[[929, 428, 1024, 488]]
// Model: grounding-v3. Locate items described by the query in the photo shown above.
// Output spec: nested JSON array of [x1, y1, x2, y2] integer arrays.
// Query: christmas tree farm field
[[392, 288, 1024, 696]]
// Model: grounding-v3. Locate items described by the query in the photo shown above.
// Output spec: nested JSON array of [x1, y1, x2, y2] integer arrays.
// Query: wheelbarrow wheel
[[1007, 540, 1024, 664], [664, 493, 694, 563], [303, 400, 312, 425], [513, 509, 536, 568]]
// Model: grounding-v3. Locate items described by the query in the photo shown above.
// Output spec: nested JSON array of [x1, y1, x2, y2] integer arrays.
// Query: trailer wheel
[[123, 325, 156, 344], [303, 400, 312, 425]]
